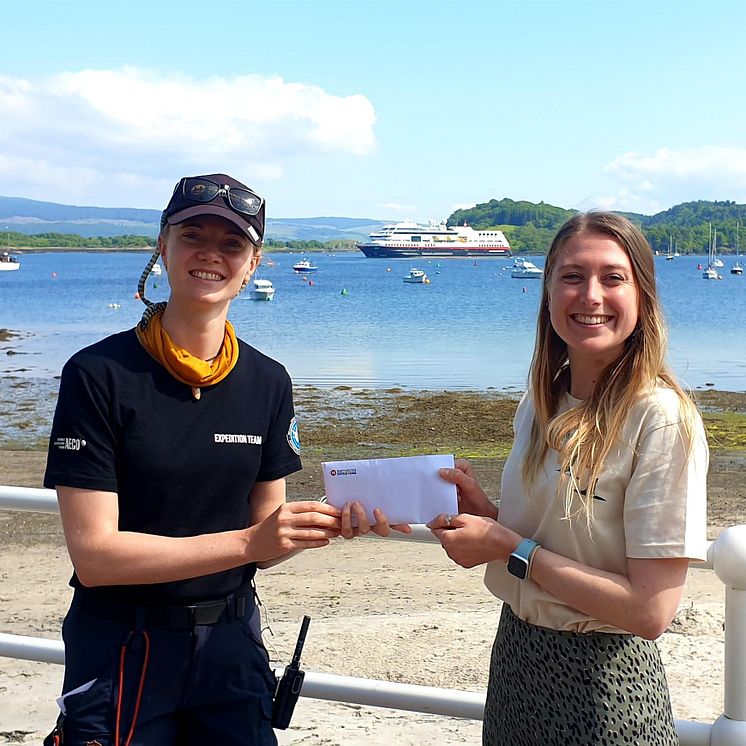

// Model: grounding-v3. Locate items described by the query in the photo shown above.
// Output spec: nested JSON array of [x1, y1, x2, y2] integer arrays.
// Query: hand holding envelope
[[321, 454, 459, 525]]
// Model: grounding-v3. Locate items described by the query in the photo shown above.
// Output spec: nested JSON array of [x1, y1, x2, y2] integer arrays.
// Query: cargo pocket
[[58, 675, 115, 746]]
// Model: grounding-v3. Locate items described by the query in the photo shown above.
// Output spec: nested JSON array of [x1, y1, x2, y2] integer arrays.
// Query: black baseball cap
[[161, 174, 265, 244]]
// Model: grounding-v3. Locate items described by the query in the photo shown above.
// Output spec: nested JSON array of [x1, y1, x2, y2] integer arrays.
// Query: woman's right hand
[[439, 459, 497, 519]]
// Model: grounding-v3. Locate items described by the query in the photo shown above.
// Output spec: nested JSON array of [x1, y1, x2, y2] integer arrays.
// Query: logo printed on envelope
[[329, 468, 356, 476]]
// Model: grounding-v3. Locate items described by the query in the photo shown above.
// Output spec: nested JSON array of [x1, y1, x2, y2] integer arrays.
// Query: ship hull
[[357, 244, 511, 259]]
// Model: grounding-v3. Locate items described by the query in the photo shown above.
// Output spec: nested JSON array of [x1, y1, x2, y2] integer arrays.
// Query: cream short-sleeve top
[[484, 386, 709, 634]]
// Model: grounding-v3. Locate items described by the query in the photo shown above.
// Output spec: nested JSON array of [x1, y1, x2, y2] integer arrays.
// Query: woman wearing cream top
[[429, 212, 708, 745]]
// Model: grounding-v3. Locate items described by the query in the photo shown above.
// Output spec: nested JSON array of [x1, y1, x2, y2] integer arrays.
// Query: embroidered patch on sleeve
[[287, 416, 301, 455]]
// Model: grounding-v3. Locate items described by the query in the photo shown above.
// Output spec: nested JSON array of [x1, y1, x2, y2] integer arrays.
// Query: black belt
[[78, 591, 253, 630]]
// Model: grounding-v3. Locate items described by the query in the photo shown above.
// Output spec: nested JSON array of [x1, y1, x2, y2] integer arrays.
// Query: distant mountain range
[[0, 195, 388, 243], [3, 194, 746, 254]]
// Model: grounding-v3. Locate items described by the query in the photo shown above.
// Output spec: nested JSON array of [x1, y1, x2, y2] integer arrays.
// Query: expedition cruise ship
[[356, 220, 511, 259]]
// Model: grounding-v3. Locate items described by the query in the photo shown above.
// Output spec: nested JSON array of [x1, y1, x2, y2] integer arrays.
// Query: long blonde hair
[[523, 211, 698, 522]]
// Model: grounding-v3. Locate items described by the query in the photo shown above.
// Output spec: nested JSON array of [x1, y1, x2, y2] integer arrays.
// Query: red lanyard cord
[[114, 630, 151, 746]]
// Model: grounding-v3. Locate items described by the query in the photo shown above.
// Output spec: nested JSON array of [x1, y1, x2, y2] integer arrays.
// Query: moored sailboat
[[731, 222, 743, 276], [703, 227, 722, 280]]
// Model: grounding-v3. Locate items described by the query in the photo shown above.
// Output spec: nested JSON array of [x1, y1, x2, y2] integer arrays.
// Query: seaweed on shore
[[1, 378, 746, 455]]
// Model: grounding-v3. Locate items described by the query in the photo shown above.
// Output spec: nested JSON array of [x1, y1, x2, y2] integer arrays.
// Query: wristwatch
[[507, 538, 541, 580]]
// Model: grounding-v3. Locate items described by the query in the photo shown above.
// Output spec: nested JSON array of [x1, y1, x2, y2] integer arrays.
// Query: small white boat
[[249, 278, 276, 301], [0, 251, 20, 271], [510, 257, 543, 279], [403, 268, 428, 284], [151, 261, 163, 276], [293, 259, 318, 273], [702, 266, 721, 280]]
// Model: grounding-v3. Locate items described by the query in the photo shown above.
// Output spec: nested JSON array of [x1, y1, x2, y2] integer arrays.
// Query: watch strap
[[510, 538, 541, 580]]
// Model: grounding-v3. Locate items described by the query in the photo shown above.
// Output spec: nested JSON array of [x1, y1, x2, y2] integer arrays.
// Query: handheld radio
[[272, 615, 310, 729]]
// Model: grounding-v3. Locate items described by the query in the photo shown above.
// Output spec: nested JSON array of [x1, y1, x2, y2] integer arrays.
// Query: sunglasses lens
[[183, 179, 219, 202], [228, 188, 262, 216]]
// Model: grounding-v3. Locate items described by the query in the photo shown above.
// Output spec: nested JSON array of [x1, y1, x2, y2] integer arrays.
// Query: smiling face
[[547, 231, 639, 380], [159, 215, 260, 311]]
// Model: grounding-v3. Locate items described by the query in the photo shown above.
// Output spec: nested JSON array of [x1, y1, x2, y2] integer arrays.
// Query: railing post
[[710, 525, 746, 745]]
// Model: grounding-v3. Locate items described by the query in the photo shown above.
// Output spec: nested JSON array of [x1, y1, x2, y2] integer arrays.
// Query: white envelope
[[322, 454, 458, 525]]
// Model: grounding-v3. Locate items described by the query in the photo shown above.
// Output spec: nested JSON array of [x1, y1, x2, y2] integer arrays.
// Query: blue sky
[[2, 0, 745, 221]]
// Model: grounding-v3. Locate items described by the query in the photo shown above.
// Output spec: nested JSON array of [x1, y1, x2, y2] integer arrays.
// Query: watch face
[[507, 554, 528, 580]]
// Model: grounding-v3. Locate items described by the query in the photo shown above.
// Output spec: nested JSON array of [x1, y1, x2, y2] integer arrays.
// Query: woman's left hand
[[340, 501, 412, 539], [427, 513, 518, 568]]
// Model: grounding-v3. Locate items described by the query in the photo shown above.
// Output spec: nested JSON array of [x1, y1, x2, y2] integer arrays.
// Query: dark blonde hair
[[523, 211, 698, 522]]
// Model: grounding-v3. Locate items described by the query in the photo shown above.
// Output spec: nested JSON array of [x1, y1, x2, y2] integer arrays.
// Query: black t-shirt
[[44, 329, 302, 606]]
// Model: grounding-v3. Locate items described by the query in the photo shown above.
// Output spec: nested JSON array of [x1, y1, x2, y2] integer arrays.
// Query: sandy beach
[[1, 380, 745, 744]]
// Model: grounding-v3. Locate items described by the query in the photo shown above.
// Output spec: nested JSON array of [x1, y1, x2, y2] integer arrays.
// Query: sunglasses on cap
[[176, 177, 264, 216]]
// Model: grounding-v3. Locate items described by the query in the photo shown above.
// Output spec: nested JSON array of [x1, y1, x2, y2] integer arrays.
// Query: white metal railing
[[2, 485, 746, 744]]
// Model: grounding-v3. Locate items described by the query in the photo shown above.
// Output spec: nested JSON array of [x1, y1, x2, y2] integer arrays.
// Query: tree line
[[1, 232, 156, 249], [2, 232, 357, 253]]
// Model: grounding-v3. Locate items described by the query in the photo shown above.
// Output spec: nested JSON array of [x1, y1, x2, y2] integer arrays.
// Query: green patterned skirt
[[483, 604, 678, 746]]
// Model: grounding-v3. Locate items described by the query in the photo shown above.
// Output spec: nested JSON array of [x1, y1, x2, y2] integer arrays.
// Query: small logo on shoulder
[[287, 416, 301, 455], [53, 437, 87, 451]]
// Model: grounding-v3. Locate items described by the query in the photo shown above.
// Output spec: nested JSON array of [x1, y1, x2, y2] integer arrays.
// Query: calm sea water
[[1, 251, 744, 391]]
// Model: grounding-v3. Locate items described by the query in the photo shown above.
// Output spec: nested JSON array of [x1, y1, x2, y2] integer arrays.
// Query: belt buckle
[[189, 599, 227, 627]]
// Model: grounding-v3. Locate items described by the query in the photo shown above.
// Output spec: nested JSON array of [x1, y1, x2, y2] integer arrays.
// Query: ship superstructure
[[356, 220, 511, 258]]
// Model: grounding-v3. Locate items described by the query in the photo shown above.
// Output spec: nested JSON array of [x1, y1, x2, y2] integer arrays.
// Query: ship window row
[[393, 231, 454, 236]]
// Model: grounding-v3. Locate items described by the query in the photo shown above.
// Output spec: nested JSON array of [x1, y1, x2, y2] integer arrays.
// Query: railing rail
[[2, 485, 745, 744]]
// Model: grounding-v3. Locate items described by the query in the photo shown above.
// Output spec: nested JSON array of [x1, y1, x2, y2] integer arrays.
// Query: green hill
[[447, 198, 746, 255]]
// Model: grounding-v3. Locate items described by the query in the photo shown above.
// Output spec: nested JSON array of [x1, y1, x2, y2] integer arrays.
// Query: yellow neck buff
[[135, 308, 239, 400]]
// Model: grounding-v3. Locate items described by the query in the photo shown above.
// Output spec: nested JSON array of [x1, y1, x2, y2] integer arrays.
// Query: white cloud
[[0, 68, 376, 207], [596, 146, 746, 214]]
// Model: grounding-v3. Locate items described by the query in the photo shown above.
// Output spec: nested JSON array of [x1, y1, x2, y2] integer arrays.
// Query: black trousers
[[55, 590, 278, 746]]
